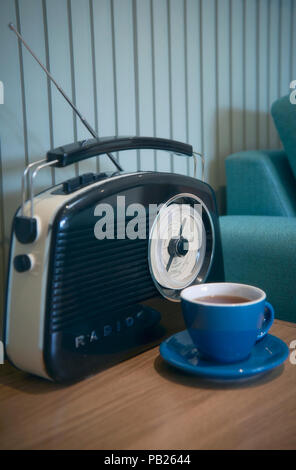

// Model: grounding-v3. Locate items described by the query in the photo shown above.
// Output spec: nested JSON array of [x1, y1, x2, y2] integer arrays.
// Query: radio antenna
[[8, 22, 123, 172]]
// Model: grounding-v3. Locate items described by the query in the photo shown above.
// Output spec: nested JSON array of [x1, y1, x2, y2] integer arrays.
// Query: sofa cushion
[[220, 215, 296, 322], [225, 150, 296, 216], [271, 95, 296, 180]]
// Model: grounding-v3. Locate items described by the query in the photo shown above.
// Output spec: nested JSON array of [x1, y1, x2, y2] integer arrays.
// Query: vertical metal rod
[[21, 159, 46, 215], [30, 160, 58, 218], [193, 151, 205, 181], [8, 22, 123, 172]]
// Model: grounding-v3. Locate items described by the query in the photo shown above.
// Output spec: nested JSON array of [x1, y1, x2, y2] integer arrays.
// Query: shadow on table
[[1, 352, 286, 395], [154, 355, 285, 390]]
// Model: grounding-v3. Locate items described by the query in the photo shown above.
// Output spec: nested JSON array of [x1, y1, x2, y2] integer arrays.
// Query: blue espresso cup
[[180, 282, 274, 363]]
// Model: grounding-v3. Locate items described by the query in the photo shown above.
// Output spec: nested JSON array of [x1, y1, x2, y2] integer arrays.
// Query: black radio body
[[4, 137, 224, 383]]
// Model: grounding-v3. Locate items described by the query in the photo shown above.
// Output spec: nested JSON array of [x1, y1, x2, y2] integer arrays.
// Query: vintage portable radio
[[4, 25, 224, 384], [4, 136, 224, 383]]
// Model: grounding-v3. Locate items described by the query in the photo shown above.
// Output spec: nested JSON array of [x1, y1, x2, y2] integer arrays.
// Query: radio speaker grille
[[47, 217, 158, 332]]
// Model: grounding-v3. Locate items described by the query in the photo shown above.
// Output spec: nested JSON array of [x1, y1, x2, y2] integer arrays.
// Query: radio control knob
[[13, 254, 34, 272], [14, 216, 38, 244]]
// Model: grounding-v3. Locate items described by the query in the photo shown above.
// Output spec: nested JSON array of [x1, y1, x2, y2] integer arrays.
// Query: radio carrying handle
[[46, 136, 204, 181], [47, 136, 193, 167], [22, 137, 204, 218]]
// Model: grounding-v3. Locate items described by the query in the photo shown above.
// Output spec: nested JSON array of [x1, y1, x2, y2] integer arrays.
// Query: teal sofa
[[220, 95, 296, 322]]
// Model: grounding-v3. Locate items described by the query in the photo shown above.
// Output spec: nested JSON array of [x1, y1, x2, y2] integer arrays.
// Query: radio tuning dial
[[148, 194, 214, 301]]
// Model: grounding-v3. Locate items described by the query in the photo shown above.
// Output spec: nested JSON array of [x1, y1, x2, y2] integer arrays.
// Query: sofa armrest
[[220, 215, 296, 322], [225, 150, 296, 216]]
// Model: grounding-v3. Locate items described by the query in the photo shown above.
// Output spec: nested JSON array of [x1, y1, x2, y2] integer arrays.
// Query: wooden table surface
[[0, 319, 295, 450]]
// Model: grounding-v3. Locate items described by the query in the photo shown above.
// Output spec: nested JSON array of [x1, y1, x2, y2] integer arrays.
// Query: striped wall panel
[[0, 0, 294, 330]]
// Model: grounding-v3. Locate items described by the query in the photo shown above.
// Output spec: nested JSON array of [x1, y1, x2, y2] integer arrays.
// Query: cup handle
[[256, 301, 274, 341]]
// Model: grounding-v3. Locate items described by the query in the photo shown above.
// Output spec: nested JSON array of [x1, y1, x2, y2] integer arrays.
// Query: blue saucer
[[159, 330, 289, 381]]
